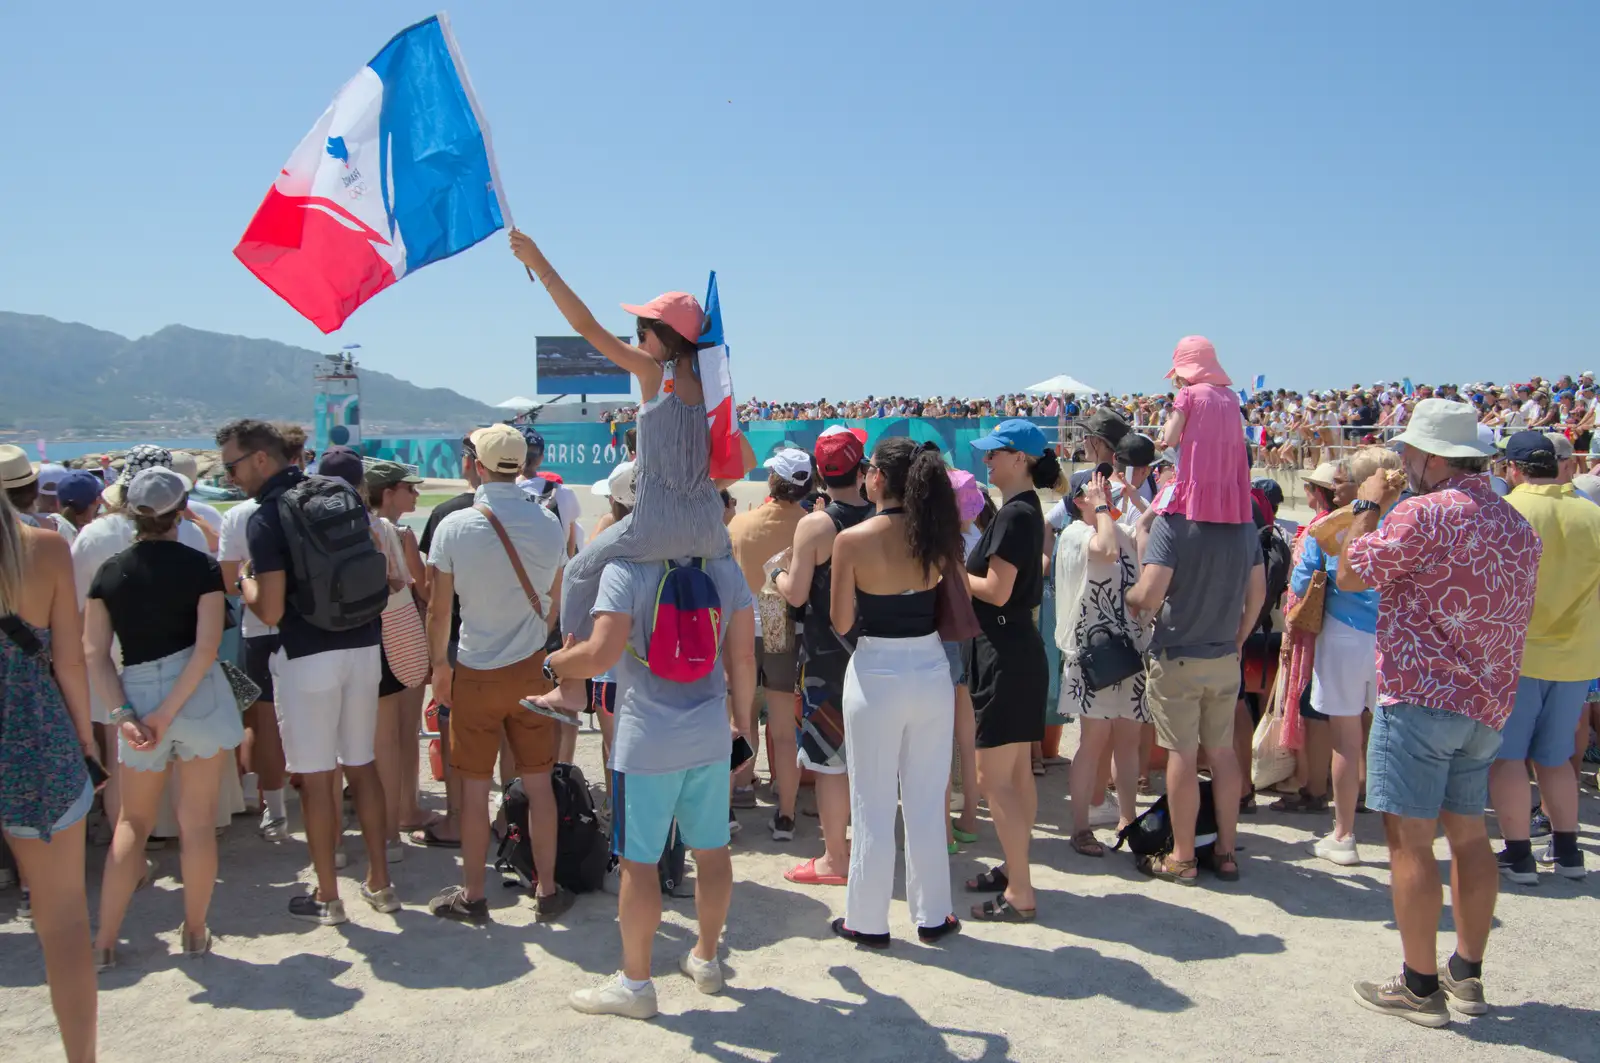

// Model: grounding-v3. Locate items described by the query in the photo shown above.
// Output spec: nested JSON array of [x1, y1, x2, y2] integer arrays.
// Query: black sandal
[[1070, 830, 1105, 858], [917, 916, 962, 944], [970, 893, 1036, 922], [1269, 787, 1328, 813], [831, 917, 890, 948], [965, 866, 1009, 893], [1212, 851, 1240, 882]]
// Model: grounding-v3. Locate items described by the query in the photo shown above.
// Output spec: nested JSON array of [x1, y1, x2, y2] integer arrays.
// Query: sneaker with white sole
[[1087, 797, 1120, 827], [1439, 968, 1488, 1015], [680, 950, 725, 994], [1535, 845, 1586, 880], [770, 812, 796, 842], [289, 894, 348, 926], [1352, 973, 1450, 1028], [1314, 833, 1361, 867], [361, 884, 401, 914], [1497, 848, 1538, 886], [259, 816, 290, 843], [569, 977, 659, 1019]]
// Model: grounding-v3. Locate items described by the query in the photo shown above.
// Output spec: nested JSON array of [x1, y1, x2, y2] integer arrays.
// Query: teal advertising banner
[[360, 417, 1061, 487]]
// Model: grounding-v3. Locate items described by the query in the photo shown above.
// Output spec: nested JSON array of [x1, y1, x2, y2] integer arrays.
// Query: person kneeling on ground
[[534, 551, 755, 1020]]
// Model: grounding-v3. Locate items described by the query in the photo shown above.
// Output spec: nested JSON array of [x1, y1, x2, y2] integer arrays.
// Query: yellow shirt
[[1505, 483, 1600, 681]]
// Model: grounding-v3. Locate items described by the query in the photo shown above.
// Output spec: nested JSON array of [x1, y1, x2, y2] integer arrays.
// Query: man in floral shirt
[[1339, 399, 1540, 1028]]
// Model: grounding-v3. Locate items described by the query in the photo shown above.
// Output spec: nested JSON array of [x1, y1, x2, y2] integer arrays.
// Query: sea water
[[23, 438, 218, 463]]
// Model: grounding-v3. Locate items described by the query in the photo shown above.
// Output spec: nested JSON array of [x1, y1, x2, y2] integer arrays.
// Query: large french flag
[[697, 272, 747, 480], [234, 14, 508, 333]]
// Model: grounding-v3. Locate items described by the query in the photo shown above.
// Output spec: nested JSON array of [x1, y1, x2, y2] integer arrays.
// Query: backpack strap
[[0, 614, 45, 659], [474, 504, 545, 618]]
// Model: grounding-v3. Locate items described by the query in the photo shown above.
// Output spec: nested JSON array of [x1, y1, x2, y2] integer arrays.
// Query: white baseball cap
[[763, 448, 813, 486], [592, 460, 638, 507]]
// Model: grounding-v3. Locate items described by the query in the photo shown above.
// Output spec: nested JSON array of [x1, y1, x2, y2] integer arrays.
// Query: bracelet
[[110, 704, 137, 723], [537, 269, 555, 286]]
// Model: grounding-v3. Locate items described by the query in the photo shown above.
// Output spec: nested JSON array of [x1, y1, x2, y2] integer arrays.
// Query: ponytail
[[871, 438, 961, 576], [1030, 446, 1063, 490]]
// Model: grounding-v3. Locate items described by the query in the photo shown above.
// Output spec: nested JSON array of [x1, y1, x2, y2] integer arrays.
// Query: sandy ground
[[4, 721, 1597, 1063], [8, 465, 1596, 1061]]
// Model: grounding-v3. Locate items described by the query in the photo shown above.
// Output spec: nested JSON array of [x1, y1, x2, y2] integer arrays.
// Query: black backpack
[[1113, 779, 1218, 860], [1257, 523, 1293, 633], [493, 765, 608, 894], [275, 475, 389, 632]]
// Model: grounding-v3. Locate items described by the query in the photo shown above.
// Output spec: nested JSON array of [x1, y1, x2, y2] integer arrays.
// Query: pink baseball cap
[[621, 292, 704, 344], [1166, 335, 1232, 387]]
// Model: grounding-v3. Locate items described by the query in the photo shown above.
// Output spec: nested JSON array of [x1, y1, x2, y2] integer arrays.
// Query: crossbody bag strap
[[474, 504, 545, 618], [0, 613, 49, 663]]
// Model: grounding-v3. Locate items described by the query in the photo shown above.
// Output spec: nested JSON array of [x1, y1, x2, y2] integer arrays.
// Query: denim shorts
[[942, 641, 969, 687], [2, 779, 94, 841], [1498, 677, 1591, 766], [119, 647, 245, 773], [1366, 702, 1503, 819]]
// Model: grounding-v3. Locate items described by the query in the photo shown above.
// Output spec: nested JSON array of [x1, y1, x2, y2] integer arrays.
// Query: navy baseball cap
[[1503, 430, 1557, 469], [318, 445, 364, 488], [971, 418, 1050, 457], [55, 470, 105, 510], [519, 426, 546, 451]]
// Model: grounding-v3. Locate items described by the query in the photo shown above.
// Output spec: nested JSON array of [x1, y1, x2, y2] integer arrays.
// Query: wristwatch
[[1351, 499, 1380, 516], [542, 656, 560, 685], [1094, 505, 1110, 514]]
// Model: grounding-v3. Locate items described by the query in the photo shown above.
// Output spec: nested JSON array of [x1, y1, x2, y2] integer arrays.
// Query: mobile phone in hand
[[84, 755, 110, 792], [730, 734, 756, 772]]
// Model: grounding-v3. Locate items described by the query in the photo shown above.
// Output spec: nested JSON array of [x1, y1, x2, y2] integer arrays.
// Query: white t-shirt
[[219, 499, 276, 638], [48, 513, 78, 545], [1521, 399, 1541, 423], [71, 513, 208, 607], [519, 476, 581, 545]]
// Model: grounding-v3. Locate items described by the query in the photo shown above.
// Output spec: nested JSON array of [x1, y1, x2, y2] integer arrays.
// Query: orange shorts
[[448, 652, 556, 780]]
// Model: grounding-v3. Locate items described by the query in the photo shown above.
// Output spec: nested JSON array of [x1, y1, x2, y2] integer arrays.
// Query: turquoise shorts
[[610, 762, 730, 864]]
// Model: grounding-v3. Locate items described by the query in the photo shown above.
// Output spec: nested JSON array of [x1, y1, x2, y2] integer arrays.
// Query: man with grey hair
[[1542, 433, 1590, 498]]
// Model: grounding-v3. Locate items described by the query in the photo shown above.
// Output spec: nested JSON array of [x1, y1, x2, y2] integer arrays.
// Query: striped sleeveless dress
[[559, 367, 732, 641]]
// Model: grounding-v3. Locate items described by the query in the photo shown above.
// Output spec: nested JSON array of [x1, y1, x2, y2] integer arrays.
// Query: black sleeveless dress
[[963, 490, 1048, 748], [795, 500, 874, 770]]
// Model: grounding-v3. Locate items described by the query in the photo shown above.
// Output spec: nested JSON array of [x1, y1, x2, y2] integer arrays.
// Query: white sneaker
[[259, 811, 290, 842], [1087, 798, 1120, 827], [569, 977, 659, 1019], [1314, 833, 1361, 867], [679, 950, 725, 995], [361, 884, 402, 914]]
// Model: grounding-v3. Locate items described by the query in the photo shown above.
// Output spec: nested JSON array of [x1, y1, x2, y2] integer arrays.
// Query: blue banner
[[361, 416, 1060, 488]]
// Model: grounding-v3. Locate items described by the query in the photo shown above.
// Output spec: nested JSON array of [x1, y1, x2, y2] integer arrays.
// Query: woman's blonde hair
[[1347, 445, 1401, 486], [0, 491, 26, 617]]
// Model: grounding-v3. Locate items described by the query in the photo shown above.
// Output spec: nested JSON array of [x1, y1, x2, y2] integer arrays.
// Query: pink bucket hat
[[621, 292, 705, 344], [1166, 335, 1232, 387], [949, 469, 986, 523]]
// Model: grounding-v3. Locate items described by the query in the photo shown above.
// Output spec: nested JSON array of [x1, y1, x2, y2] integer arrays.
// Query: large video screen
[[535, 336, 632, 396]]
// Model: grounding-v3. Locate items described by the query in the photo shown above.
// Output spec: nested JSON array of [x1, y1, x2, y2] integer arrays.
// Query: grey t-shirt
[[596, 557, 753, 775], [1143, 515, 1263, 660]]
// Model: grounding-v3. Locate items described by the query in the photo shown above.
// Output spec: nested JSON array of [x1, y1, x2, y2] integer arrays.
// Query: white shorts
[[1310, 616, 1377, 718], [269, 645, 381, 773]]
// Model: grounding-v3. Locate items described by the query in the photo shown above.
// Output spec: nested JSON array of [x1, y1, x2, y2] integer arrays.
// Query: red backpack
[[633, 560, 723, 683]]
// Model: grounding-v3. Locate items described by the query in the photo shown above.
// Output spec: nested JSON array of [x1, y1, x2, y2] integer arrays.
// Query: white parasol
[[1024, 374, 1100, 396], [494, 396, 539, 409]]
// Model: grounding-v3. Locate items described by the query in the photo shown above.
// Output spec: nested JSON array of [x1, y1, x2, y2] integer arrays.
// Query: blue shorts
[[119, 648, 245, 774], [2, 779, 94, 841], [1366, 703, 1503, 820], [1498, 677, 1591, 766], [611, 763, 730, 864]]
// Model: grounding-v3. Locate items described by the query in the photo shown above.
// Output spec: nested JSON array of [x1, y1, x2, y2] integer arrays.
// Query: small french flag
[[234, 14, 508, 332], [697, 272, 746, 480]]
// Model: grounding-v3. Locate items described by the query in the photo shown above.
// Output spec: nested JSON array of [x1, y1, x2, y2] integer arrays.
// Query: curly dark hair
[[871, 438, 961, 575]]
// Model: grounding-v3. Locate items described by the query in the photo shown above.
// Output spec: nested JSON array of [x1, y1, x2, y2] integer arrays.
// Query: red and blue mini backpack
[[634, 560, 723, 683]]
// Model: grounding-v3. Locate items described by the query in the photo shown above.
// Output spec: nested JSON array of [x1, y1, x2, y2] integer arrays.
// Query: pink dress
[[1157, 382, 1252, 523]]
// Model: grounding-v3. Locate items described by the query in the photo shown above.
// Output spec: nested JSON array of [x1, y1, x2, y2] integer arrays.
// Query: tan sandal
[[1137, 852, 1199, 886], [181, 926, 212, 958]]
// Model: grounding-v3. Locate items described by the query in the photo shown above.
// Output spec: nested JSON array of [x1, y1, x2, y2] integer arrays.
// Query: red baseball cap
[[814, 426, 867, 476], [621, 292, 704, 344]]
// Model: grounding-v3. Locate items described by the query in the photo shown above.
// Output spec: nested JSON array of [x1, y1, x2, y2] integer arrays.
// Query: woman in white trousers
[[828, 438, 968, 946]]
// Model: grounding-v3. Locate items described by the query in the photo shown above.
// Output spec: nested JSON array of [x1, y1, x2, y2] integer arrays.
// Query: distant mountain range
[[0, 312, 500, 434]]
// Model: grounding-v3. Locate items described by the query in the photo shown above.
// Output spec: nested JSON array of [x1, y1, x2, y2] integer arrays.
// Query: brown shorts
[[448, 652, 556, 780]]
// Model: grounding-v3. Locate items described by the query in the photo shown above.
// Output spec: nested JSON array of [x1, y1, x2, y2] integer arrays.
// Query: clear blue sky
[[4, 2, 1595, 406]]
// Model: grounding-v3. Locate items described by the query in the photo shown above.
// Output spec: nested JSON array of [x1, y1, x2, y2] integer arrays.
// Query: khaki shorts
[[1146, 652, 1239, 753], [449, 652, 556, 780]]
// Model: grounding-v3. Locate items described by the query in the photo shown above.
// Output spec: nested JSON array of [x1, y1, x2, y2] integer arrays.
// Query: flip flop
[[411, 825, 461, 849], [784, 857, 847, 886], [400, 812, 444, 833]]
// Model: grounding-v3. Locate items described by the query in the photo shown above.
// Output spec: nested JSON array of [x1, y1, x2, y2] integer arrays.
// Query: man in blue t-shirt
[[534, 555, 754, 1020], [221, 420, 393, 927]]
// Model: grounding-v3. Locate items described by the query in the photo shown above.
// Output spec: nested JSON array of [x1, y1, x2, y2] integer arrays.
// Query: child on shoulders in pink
[[1152, 336, 1252, 524]]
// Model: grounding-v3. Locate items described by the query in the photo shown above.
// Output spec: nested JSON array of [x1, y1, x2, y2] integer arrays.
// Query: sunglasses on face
[[221, 451, 258, 474]]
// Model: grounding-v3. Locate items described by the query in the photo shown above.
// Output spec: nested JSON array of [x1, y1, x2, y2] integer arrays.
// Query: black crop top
[[855, 587, 938, 638]]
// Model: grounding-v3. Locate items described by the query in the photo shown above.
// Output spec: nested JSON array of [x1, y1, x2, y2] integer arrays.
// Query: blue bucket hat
[[970, 418, 1050, 457]]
